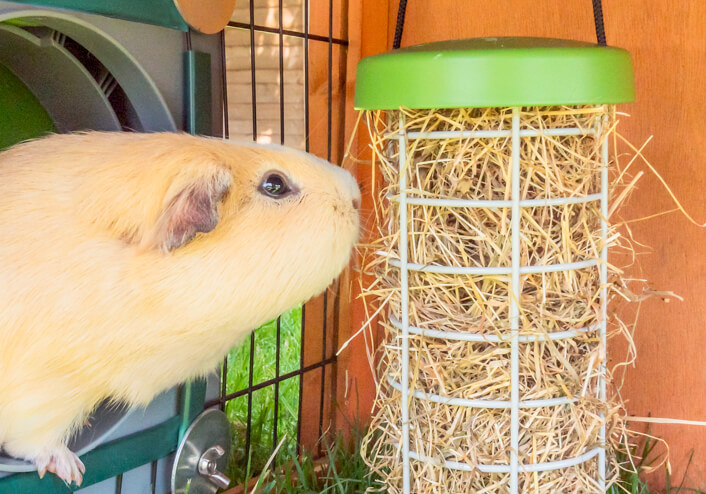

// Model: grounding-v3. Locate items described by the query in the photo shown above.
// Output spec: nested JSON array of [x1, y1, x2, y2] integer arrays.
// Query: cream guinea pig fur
[[0, 131, 360, 485]]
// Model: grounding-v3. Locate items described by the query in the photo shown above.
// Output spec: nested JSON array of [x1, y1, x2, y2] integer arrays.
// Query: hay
[[359, 105, 639, 493]]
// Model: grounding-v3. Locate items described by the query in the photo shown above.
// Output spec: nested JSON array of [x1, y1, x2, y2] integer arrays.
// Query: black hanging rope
[[392, 0, 608, 49], [392, 0, 408, 49], [591, 0, 607, 45]]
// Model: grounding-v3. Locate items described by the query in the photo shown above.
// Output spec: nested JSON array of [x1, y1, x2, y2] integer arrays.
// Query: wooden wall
[[227, 0, 306, 148], [340, 0, 706, 490]]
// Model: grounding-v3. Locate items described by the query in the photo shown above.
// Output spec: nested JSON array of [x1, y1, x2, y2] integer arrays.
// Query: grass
[[224, 306, 302, 484], [608, 430, 704, 494], [246, 425, 379, 494]]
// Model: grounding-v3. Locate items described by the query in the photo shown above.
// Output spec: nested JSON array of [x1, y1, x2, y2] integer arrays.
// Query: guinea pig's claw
[[36, 448, 85, 486]]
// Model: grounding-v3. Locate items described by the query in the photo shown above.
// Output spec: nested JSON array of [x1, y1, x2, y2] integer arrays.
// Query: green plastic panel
[[184, 50, 213, 136], [7, 0, 189, 31], [0, 416, 180, 493], [178, 48, 212, 440], [0, 63, 54, 150], [178, 378, 207, 443], [354, 37, 635, 110]]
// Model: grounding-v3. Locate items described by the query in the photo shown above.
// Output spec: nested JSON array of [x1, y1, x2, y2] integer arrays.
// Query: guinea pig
[[0, 131, 360, 486]]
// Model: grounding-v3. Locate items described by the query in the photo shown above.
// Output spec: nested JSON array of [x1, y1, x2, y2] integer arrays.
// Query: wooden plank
[[334, 0, 391, 439]]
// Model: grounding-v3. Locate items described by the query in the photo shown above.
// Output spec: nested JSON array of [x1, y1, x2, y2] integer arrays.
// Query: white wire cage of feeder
[[355, 37, 635, 493]]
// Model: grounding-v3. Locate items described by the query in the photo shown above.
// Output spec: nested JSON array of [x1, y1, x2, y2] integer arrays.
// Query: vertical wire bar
[[318, 298, 328, 457], [296, 312, 305, 454], [274, 316, 282, 449], [150, 460, 158, 494], [248, 0, 258, 138], [244, 0, 258, 463], [296, 0, 310, 453], [184, 27, 192, 51], [245, 332, 256, 463], [598, 116, 609, 489], [272, 0, 285, 453], [327, 0, 333, 163], [303, 0, 310, 154], [221, 29, 230, 140], [317, 0, 335, 456], [510, 107, 521, 494], [398, 115, 411, 494], [220, 333, 228, 410], [278, 0, 285, 146], [219, 27, 230, 413]]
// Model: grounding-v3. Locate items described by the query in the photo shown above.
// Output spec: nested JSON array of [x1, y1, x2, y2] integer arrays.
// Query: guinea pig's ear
[[143, 165, 233, 252]]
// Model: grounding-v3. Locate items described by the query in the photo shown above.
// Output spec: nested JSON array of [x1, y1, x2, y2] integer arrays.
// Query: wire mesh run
[[362, 106, 623, 493], [205, 0, 350, 485]]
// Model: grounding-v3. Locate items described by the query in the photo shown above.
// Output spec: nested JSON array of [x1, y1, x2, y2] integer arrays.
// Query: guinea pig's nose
[[352, 197, 361, 210]]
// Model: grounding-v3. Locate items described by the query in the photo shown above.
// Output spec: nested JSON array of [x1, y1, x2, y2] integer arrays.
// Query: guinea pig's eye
[[259, 172, 292, 198]]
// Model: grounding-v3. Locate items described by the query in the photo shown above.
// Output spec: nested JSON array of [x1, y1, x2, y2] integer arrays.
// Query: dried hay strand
[[359, 105, 642, 493]]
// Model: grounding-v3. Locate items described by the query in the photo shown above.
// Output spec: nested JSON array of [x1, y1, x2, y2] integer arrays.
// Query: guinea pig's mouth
[[331, 205, 360, 240], [343, 205, 362, 226], [347, 213, 362, 244], [332, 201, 360, 218]]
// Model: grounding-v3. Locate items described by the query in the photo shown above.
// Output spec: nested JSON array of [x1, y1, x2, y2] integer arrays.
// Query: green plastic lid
[[354, 37, 635, 110]]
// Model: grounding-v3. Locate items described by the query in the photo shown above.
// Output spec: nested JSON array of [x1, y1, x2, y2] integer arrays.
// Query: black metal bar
[[331, 277, 341, 421], [149, 460, 157, 494], [220, 358, 228, 412], [244, 333, 256, 471], [317, 0, 335, 457], [318, 303, 328, 458], [271, 0, 286, 454], [243, 0, 258, 465], [227, 21, 348, 46], [114, 474, 122, 494], [205, 355, 337, 408], [184, 27, 193, 51], [296, 0, 311, 453], [278, 3, 285, 147], [248, 0, 258, 139], [296, 304, 306, 453], [221, 28, 231, 141], [219, 27, 230, 413], [326, 1, 333, 164], [273, 317, 282, 449]]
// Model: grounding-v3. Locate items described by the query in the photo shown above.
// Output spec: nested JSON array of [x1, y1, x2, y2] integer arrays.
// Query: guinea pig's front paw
[[36, 446, 85, 486]]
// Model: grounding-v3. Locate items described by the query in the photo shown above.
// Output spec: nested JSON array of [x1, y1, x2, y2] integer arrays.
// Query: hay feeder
[[355, 38, 635, 493]]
